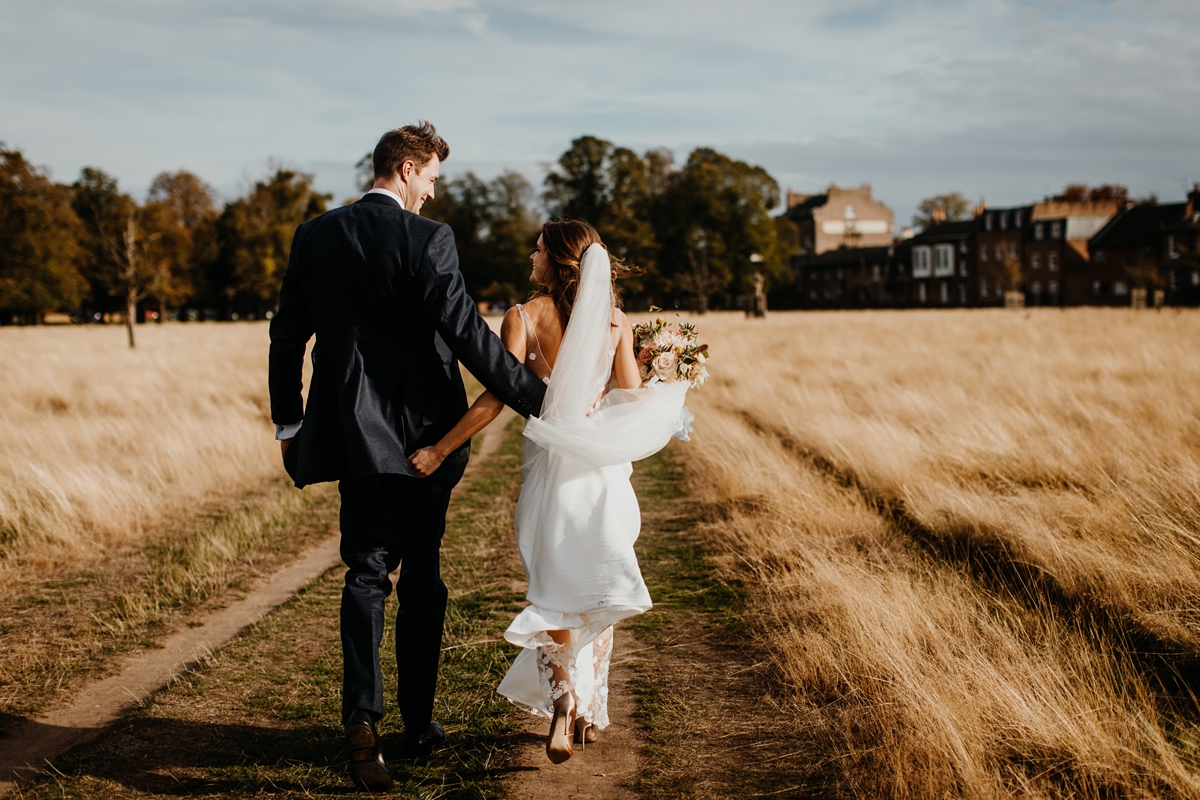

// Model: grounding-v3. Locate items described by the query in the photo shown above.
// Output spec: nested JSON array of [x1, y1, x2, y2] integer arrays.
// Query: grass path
[[7, 414, 534, 799], [9, 418, 809, 799]]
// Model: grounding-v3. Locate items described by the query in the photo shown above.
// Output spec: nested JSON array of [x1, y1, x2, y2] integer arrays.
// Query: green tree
[[211, 167, 329, 318], [1053, 183, 1129, 205], [0, 147, 84, 323], [423, 170, 540, 305], [913, 192, 970, 230], [144, 170, 218, 320], [72, 167, 129, 317], [72, 167, 158, 346], [544, 137, 661, 276], [650, 148, 788, 312]]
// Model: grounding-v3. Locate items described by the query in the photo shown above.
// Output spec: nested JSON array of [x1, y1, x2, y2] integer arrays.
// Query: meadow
[[3, 309, 1199, 798], [681, 308, 1200, 798], [0, 323, 287, 569], [0, 322, 338, 719]]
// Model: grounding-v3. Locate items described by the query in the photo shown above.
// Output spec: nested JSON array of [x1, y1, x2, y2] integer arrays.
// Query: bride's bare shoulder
[[524, 295, 556, 313]]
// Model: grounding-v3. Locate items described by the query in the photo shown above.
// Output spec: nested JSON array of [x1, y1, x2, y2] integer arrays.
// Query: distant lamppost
[[749, 253, 767, 318]]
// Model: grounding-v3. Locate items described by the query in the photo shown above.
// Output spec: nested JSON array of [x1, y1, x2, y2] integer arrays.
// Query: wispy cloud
[[1, 1, 1195, 219]]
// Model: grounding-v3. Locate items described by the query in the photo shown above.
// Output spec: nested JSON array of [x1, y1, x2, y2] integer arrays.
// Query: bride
[[409, 219, 689, 764]]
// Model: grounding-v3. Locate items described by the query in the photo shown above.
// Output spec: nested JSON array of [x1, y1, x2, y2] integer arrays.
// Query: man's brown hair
[[372, 121, 449, 181]]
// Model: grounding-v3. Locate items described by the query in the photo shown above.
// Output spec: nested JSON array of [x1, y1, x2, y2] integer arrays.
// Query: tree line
[[0, 137, 795, 341], [0, 146, 330, 344], [423, 136, 794, 313]]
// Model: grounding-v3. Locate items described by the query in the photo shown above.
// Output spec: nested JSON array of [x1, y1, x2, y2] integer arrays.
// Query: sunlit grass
[[672, 308, 1200, 798]]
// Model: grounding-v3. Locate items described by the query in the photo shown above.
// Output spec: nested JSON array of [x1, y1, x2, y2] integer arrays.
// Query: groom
[[268, 122, 546, 791]]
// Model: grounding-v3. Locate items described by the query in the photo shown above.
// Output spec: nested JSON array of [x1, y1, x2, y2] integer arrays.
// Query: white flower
[[652, 351, 677, 380], [652, 329, 687, 350]]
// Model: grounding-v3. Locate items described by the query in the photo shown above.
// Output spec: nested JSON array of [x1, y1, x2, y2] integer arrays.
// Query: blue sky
[[2, 0, 1197, 227]]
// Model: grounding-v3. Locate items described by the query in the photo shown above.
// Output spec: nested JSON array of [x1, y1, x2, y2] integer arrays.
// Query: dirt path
[[0, 411, 515, 797], [501, 627, 644, 799]]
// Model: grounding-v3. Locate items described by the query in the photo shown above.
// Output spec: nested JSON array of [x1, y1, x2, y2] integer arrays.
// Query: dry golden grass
[[676, 308, 1200, 798], [0, 321, 492, 721], [0, 322, 287, 570], [0, 322, 338, 718]]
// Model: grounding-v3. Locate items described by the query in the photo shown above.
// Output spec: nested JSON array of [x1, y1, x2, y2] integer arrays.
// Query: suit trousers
[[338, 473, 453, 737]]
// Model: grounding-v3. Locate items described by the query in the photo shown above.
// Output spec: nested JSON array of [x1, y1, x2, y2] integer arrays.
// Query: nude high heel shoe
[[546, 693, 577, 764], [574, 718, 598, 746]]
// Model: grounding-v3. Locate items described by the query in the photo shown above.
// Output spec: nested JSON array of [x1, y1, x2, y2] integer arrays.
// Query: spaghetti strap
[[517, 304, 553, 382]]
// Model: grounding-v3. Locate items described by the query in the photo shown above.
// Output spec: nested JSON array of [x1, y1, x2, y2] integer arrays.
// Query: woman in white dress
[[409, 220, 689, 764]]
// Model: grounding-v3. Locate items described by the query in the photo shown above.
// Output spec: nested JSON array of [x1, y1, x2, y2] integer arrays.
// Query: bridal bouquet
[[632, 315, 710, 388]]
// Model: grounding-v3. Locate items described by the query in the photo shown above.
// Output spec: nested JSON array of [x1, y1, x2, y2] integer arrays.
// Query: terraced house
[[1088, 188, 1200, 306], [778, 184, 1196, 310]]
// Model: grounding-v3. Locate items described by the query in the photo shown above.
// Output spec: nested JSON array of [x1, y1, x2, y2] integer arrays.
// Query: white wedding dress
[[497, 244, 690, 729]]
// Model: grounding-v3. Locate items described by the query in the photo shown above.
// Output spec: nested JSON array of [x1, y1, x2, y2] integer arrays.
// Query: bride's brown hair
[[534, 219, 643, 323]]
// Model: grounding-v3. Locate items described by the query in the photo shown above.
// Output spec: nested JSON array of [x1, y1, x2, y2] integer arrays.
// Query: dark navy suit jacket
[[268, 193, 545, 488]]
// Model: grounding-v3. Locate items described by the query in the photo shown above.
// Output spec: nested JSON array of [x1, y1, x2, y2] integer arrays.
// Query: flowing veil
[[498, 242, 689, 725], [523, 243, 690, 466]]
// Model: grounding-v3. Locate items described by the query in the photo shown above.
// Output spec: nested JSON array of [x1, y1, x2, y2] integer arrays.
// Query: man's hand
[[281, 439, 291, 458], [408, 446, 446, 479]]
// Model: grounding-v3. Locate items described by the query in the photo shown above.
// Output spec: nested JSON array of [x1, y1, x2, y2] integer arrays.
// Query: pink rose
[[652, 351, 677, 380]]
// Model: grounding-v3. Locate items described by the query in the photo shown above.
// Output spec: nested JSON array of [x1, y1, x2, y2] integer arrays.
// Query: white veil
[[523, 243, 690, 467]]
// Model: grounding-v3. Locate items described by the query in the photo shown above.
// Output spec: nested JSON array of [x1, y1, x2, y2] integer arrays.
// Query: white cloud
[[0, 0, 1195, 220]]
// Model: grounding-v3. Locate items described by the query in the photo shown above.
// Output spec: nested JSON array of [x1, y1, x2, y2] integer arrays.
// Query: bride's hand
[[408, 446, 446, 479]]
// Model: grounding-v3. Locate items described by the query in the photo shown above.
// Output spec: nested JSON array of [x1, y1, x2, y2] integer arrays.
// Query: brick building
[[776, 186, 1197, 310], [904, 220, 977, 306], [784, 184, 894, 257], [1025, 200, 1118, 306], [974, 206, 1031, 306], [1087, 195, 1196, 305], [1162, 190, 1200, 305], [793, 245, 897, 308]]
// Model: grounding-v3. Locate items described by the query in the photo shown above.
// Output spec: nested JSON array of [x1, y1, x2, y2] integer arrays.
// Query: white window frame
[[1048, 251, 1059, 271], [1031, 253, 1041, 270], [934, 243, 955, 277], [980, 278, 989, 297], [1034, 223, 1044, 241], [1050, 221, 1062, 239], [913, 246, 932, 278], [1114, 281, 1128, 296]]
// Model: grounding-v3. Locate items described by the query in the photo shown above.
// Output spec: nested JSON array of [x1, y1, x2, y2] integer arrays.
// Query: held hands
[[408, 446, 446, 479]]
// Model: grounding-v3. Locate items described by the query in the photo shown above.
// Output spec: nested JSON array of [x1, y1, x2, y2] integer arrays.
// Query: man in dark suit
[[268, 122, 546, 792]]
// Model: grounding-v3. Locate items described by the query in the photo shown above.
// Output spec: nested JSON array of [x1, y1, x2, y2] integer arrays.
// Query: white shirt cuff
[[275, 421, 303, 441]]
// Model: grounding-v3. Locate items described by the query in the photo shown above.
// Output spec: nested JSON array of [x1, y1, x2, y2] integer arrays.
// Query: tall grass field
[[3, 309, 1199, 798], [0, 323, 294, 573], [680, 308, 1200, 797]]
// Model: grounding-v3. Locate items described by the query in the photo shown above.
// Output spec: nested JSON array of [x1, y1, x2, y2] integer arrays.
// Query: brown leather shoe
[[346, 709, 393, 792]]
